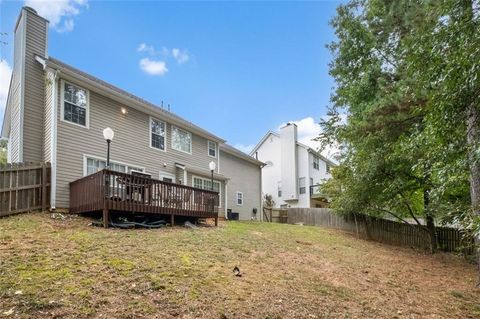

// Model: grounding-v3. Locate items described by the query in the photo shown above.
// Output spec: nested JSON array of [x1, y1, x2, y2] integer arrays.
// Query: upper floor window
[[313, 157, 320, 170], [150, 117, 166, 151], [299, 177, 306, 194], [62, 81, 88, 127], [277, 181, 282, 197], [236, 192, 244, 206], [208, 140, 217, 158], [172, 126, 192, 154]]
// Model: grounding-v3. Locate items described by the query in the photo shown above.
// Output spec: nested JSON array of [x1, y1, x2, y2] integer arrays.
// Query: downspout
[[259, 165, 263, 222], [224, 182, 228, 219], [50, 69, 59, 210]]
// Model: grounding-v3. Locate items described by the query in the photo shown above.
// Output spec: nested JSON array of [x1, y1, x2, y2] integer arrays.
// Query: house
[[250, 123, 335, 208], [1, 7, 263, 221]]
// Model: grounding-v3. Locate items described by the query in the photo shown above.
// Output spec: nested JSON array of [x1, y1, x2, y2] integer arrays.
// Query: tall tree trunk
[[424, 187, 436, 253], [466, 102, 480, 282]]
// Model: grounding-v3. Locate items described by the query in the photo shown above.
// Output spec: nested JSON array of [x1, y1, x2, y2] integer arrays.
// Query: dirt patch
[[0, 213, 478, 318]]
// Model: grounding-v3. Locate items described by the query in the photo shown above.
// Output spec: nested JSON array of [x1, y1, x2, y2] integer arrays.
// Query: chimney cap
[[23, 6, 38, 14], [280, 122, 298, 129]]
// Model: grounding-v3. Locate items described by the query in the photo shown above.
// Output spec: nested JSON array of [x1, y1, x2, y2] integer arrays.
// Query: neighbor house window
[[313, 157, 320, 170], [150, 117, 166, 151], [326, 163, 331, 173], [85, 156, 143, 175], [277, 181, 282, 197], [62, 81, 88, 127], [299, 177, 306, 194], [236, 192, 243, 206], [172, 126, 192, 153], [208, 140, 217, 158]]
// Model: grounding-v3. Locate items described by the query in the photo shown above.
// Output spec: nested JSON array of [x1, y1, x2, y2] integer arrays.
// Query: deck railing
[[70, 169, 219, 226]]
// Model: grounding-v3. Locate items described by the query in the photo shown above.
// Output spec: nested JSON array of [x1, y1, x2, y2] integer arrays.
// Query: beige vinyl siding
[[22, 10, 47, 162], [55, 82, 219, 208], [220, 150, 261, 220], [8, 12, 25, 163]]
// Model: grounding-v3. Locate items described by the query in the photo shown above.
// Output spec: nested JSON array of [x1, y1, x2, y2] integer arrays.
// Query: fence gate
[[0, 162, 51, 217]]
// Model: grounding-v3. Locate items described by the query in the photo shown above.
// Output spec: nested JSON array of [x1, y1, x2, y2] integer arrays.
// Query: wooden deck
[[69, 169, 219, 227]]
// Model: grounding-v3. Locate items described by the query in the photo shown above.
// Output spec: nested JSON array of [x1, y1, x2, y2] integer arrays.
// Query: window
[[62, 81, 88, 127], [326, 163, 331, 173], [299, 177, 306, 194], [192, 176, 221, 207], [236, 192, 243, 206], [310, 178, 314, 186], [85, 156, 143, 175], [277, 181, 282, 197], [159, 171, 175, 183], [172, 126, 192, 153], [313, 157, 320, 170], [193, 177, 220, 193], [150, 117, 166, 151], [208, 140, 217, 158]]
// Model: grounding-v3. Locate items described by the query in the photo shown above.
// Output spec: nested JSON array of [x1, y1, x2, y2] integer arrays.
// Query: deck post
[[171, 214, 174, 227], [215, 216, 218, 227], [103, 202, 109, 228]]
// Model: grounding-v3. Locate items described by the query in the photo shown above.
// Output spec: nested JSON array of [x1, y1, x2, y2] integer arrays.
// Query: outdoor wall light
[[121, 107, 127, 115], [103, 127, 114, 167]]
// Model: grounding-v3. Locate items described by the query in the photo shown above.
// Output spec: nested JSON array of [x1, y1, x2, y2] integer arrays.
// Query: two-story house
[[2, 7, 263, 221], [251, 123, 335, 208]]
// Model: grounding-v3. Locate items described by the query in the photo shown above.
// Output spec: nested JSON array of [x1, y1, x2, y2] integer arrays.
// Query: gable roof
[[38, 56, 226, 143], [249, 130, 279, 155], [250, 130, 336, 167]]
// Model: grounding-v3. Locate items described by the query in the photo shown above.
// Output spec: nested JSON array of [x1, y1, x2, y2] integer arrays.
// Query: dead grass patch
[[0, 213, 478, 318]]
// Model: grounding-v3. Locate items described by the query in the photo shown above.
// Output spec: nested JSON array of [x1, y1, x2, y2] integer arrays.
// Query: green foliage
[[321, 0, 478, 232]]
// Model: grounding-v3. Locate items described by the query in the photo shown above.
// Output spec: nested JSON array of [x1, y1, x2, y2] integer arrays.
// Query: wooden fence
[[263, 207, 288, 223], [0, 162, 51, 217], [287, 208, 474, 254]]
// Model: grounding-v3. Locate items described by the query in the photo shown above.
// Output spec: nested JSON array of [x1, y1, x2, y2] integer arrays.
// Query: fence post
[[41, 163, 47, 211]]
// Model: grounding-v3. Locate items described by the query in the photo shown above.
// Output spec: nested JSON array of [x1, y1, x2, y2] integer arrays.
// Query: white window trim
[[159, 171, 176, 183], [149, 116, 167, 152], [82, 154, 145, 176], [60, 80, 90, 129], [207, 140, 217, 158], [171, 125, 192, 154], [313, 156, 320, 170], [236, 191, 244, 206], [192, 175, 221, 208], [299, 177, 306, 195]]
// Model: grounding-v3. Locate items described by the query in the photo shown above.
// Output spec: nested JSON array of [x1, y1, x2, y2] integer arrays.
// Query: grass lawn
[[0, 213, 479, 318]]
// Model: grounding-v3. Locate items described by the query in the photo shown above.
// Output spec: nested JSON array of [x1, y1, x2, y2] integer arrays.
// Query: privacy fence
[[0, 162, 51, 217], [286, 208, 474, 254]]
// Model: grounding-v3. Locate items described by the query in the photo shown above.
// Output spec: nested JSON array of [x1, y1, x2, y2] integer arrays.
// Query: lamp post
[[209, 161, 216, 191], [103, 127, 114, 167], [208, 161, 217, 226]]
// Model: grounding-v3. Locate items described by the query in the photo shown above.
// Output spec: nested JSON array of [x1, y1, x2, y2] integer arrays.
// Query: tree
[[403, 0, 480, 271], [321, 0, 476, 254]]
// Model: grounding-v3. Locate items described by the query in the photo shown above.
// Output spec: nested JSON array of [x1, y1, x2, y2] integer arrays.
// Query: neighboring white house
[[250, 123, 334, 208]]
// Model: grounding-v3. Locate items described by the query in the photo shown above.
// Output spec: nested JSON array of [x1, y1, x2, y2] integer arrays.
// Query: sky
[[0, 0, 341, 157]]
